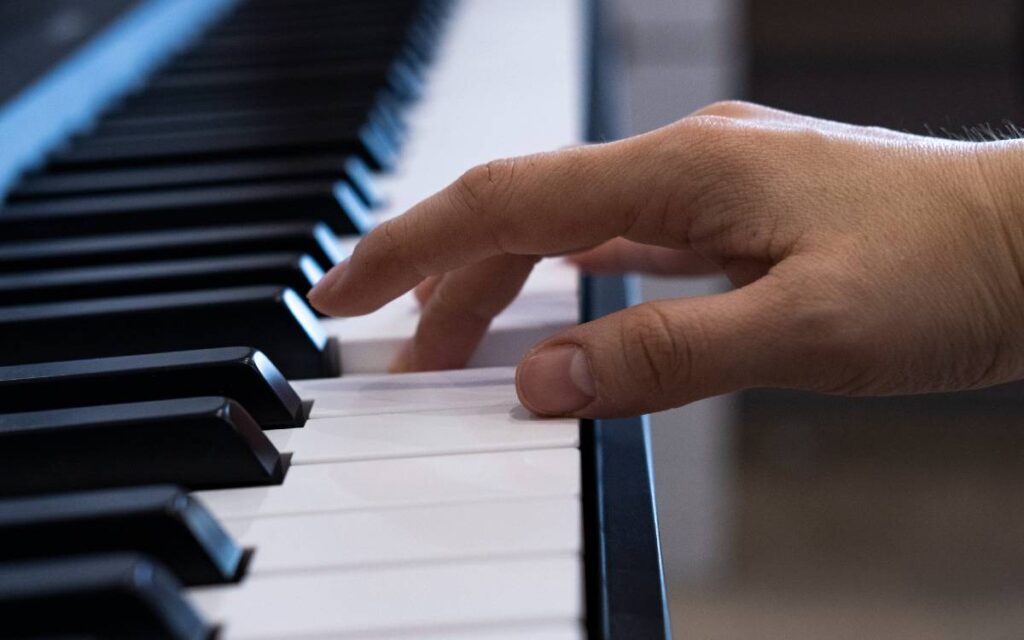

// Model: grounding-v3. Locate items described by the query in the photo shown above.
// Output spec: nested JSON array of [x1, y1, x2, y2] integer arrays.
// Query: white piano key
[[256, 621, 585, 640], [343, 622, 586, 640], [269, 368, 579, 462], [267, 406, 578, 465], [194, 448, 580, 519], [189, 555, 583, 639], [222, 497, 581, 574], [292, 366, 522, 418]]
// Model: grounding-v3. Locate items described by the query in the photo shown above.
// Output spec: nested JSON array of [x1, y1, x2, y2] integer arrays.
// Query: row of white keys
[[244, 622, 584, 640], [188, 408, 585, 636], [188, 0, 588, 635]]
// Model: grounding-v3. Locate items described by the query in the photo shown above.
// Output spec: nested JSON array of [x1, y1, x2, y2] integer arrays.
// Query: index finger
[[308, 127, 697, 316]]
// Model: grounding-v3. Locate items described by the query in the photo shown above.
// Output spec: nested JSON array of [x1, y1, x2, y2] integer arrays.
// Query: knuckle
[[449, 159, 520, 252], [690, 100, 764, 120], [665, 116, 771, 227], [618, 303, 689, 394], [449, 165, 491, 217], [450, 158, 518, 217], [673, 115, 761, 175]]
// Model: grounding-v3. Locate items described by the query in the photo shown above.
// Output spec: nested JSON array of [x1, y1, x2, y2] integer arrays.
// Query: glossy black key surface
[[9, 155, 376, 203], [110, 86, 382, 120], [0, 252, 323, 304], [0, 222, 345, 273], [0, 179, 369, 239], [145, 60, 398, 91], [0, 553, 211, 640], [52, 120, 393, 169], [0, 396, 286, 497], [0, 347, 306, 428], [91, 98, 395, 136], [93, 102, 402, 141], [0, 485, 245, 586], [0, 286, 334, 379]]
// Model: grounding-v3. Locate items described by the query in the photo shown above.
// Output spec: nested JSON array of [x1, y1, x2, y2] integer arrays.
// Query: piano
[[0, 0, 669, 637]]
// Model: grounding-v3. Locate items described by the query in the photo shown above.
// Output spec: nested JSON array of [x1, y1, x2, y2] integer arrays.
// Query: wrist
[[974, 140, 1024, 223]]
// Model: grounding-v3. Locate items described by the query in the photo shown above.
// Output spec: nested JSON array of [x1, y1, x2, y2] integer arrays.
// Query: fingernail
[[307, 258, 348, 304], [517, 345, 595, 416]]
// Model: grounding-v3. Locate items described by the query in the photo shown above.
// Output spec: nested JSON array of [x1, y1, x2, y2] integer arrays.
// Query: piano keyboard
[[0, 0, 667, 638]]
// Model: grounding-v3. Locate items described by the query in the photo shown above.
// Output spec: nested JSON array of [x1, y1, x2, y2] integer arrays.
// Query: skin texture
[[307, 101, 1024, 418]]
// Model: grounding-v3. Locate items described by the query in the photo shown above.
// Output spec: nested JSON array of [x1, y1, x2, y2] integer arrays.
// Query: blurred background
[[600, 0, 1024, 637]]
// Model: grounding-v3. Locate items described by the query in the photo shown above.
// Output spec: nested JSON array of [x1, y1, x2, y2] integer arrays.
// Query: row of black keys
[[0, 220, 343, 378], [0, 346, 306, 638], [0, 0, 452, 379], [0, 1, 450, 634]]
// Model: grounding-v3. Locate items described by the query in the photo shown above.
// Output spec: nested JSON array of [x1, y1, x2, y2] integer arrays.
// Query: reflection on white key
[[343, 622, 586, 640], [189, 556, 582, 639], [292, 367, 523, 418], [268, 406, 578, 464], [223, 497, 581, 573], [254, 621, 585, 640], [267, 367, 578, 463], [195, 448, 580, 519]]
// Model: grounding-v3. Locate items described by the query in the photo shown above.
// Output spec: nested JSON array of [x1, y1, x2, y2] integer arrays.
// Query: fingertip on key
[[307, 258, 349, 313]]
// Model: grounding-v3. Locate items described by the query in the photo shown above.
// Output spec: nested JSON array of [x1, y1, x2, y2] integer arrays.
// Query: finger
[[515, 276, 801, 417], [568, 238, 719, 276], [391, 254, 539, 372], [307, 132, 703, 316], [413, 275, 441, 307]]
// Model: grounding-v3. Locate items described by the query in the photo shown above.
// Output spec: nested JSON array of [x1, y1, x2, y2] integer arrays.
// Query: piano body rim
[[580, 1, 673, 636]]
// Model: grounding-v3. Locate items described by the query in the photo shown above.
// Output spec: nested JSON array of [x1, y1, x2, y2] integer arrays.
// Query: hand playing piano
[[308, 101, 1024, 418]]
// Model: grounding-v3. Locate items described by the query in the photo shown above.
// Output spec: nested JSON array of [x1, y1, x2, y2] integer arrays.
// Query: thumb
[[515, 280, 794, 417]]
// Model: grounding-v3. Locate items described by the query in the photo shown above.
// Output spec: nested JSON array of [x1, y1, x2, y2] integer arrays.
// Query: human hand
[[307, 102, 1024, 418]]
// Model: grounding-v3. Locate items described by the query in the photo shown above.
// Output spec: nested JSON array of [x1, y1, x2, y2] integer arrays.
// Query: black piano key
[[10, 154, 376, 203], [0, 347, 305, 428], [0, 396, 287, 496], [187, 27, 413, 61], [90, 101, 400, 139], [210, 4, 423, 33], [98, 90, 402, 127], [0, 286, 335, 379], [141, 61, 416, 102], [52, 118, 392, 166], [167, 42, 421, 73], [0, 221, 345, 273], [0, 553, 211, 640], [0, 179, 371, 240], [74, 110, 406, 169], [0, 252, 323, 304], [147, 58, 395, 86], [0, 485, 245, 586], [111, 85, 381, 119]]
